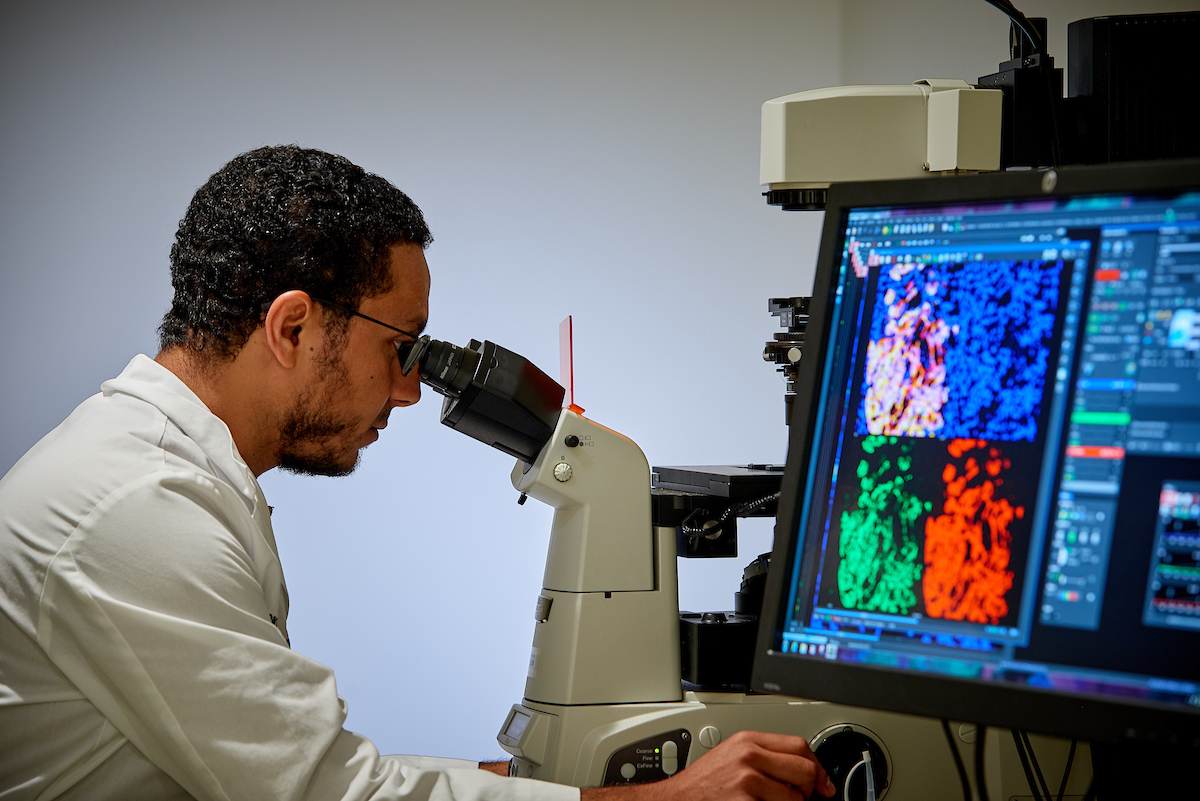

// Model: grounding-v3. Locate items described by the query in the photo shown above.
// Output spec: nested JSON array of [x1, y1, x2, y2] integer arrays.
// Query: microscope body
[[512, 409, 680, 708]]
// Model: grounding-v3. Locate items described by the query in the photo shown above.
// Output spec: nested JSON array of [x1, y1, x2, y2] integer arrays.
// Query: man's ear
[[262, 290, 319, 368]]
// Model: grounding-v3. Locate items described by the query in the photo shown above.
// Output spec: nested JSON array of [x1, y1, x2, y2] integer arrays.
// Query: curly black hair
[[158, 145, 432, 359]]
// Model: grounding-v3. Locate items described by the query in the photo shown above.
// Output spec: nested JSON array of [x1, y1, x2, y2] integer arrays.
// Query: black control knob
[[813, 727, 888, 800]]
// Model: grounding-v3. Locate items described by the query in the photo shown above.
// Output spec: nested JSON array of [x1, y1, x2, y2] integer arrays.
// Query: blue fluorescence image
[[856, 258, 1062, 442]]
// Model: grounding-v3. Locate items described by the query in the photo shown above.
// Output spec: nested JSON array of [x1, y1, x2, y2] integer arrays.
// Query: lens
[[399, 335, 431, 375], [409, 338, 483, 398]]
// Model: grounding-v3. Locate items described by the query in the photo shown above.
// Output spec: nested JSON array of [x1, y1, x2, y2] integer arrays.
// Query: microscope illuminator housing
[[760, 80, 1002, 207]]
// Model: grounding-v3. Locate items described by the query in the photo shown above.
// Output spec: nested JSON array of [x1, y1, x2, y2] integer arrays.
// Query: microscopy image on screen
[[856, 258, 1062, 441], [837, 435, 930, 616], [821, 436, 1032, 630], [923, 438, 1021, 625]]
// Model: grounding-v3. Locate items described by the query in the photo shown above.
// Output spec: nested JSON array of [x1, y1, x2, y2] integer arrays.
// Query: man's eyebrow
[[384, 315, 425, 338]]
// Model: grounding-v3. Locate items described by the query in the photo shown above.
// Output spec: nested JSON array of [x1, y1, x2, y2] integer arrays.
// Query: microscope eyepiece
[[401, 335, 565, 463], [403, 336, 483, 399], [399, 335, 430, 376]]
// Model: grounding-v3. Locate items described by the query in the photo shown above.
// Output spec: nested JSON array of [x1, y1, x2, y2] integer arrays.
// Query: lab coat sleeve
[[36, 471, 578, 801]]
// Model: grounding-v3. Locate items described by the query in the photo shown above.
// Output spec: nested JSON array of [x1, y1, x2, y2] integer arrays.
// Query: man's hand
[[582, 730, 836, 801]]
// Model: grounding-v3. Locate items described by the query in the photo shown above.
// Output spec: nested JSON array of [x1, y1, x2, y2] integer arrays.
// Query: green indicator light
[[1161, 565, 1200, 577], [1075, 412, 1128, 424], [655, 749, 660, 754]]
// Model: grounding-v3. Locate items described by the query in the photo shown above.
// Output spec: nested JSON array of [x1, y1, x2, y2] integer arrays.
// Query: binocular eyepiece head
[[400, 335, 565, 463]]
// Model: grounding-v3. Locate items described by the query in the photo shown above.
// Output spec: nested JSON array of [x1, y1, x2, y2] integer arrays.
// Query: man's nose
[[392, 359, 422, 407]]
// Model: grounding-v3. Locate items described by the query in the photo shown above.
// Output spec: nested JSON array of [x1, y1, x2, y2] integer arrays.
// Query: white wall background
[[1, 0, 1189, 761]]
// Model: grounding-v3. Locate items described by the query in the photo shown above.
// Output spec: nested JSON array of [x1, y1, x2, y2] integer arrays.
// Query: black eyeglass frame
[[309, 296, 431, 376], [306, 296, 419, 339], [261, 294, 428, 375]]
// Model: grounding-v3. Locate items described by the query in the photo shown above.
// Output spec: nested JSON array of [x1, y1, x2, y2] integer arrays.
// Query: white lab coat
[[0, 355, 576, 801]]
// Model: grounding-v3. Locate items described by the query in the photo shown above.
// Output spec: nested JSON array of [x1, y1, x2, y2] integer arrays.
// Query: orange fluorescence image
[[923, 438, 1021, 624]]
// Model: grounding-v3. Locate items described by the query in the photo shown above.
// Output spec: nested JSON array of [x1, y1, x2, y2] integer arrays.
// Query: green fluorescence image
[[838, 436, 930, 615]]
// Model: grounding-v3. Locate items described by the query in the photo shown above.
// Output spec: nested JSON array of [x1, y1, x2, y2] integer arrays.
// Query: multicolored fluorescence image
[[826, 438, 1025, 627], [857, 258, 1061, 441]]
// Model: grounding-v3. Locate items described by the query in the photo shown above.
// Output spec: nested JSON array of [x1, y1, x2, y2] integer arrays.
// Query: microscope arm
[[513, 409, 682, 706], [406, 337, 682, 705]]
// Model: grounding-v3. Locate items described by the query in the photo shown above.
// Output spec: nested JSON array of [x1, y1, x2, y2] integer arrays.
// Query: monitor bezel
[[752, 159, 1200, 748]]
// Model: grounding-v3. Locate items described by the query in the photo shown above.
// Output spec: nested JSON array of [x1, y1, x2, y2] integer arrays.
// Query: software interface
[[782, 187, 1200, 712]]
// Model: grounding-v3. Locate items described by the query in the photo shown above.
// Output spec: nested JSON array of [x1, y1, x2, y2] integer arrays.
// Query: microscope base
[[498, 691, 1000, 799]]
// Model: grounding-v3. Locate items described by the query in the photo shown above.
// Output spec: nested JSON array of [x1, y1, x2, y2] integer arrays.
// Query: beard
[[277, 407, 363, 478], [276, 338, 370, 478]]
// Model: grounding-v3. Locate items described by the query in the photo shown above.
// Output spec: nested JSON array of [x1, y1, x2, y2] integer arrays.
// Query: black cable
[[974, 727, 990, 801], [1019, 730, 1052, 801], [1010, 730, 1044, 801], [981, 0, 1042, 54], [979, 0, 1062, 166], [680, 492, 780, 538], [1056, 739, 1077, 801], [725, 491, 781, 519], [941, 721, 973, 801]]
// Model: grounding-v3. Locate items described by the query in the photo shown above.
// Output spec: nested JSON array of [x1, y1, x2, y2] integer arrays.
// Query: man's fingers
[[646, 729, 839, 801], [732, 731, 817, 758], [727, 731, 836, 799], [787, 737, 836, 798], [750, 747, 833, 797]]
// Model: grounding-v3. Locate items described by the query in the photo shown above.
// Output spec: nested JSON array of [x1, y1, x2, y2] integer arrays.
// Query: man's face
[[277, 243, 430, 476]]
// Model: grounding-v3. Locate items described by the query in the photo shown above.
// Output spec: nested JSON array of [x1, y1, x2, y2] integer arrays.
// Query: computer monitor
[[753, 159, 1200, 748]]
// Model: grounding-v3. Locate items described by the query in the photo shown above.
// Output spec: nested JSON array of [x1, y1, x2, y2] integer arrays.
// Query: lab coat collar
[[102, 355, 262, 513]]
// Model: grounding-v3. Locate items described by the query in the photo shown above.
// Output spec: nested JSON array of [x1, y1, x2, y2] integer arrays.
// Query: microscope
[[401, 333, 966, 800], [389, 6, 1200, 794]]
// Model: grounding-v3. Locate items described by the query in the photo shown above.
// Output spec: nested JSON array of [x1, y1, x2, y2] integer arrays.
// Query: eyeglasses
[[308, 296, 428, 375]]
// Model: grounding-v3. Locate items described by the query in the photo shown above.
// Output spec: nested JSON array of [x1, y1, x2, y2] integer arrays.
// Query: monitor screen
[[754, 160, 1200, 747]]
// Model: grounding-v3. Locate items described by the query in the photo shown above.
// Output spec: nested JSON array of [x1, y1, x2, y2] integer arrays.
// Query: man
[[0, 146, 835, 801]]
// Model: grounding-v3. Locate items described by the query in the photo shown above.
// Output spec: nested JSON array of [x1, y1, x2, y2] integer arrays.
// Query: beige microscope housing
[[761, 79, 1003, 192]]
